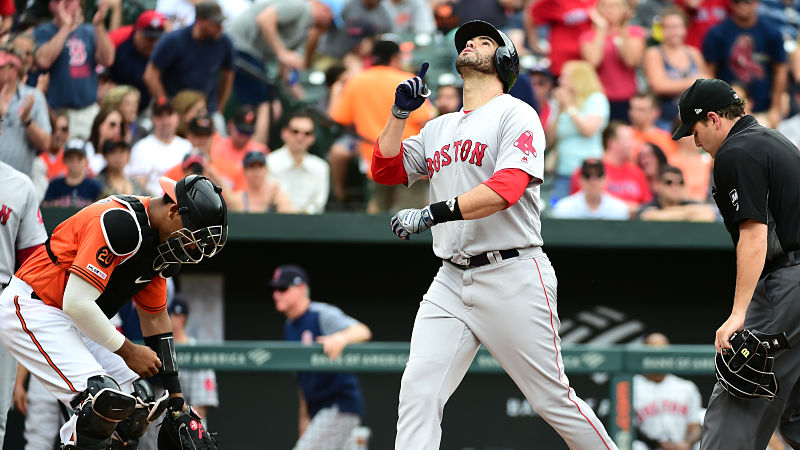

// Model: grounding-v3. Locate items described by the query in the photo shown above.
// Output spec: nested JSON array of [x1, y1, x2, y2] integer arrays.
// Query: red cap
[[136, 10, 167, 36], [0, 49, 20, 69]]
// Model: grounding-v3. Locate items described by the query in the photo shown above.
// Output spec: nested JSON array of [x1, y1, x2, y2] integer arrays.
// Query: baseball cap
[[195, 1, 225, 24], [243, 151, 266, 167], [270, 265, 309, 288], [0, 47, 20, 69], [152, 96, 175, 116], [101, 140, 131, 154], [168, 295, 189, 316], [135, 10, 167, 39], [182, 153, 205, 173], [233, 106, 256, 134], [580, 158, 605, 178], [672, 78, 740, 140], [159, 174, 226, 231], [188, 114, 214, 135], [63, 138, 88, 157]]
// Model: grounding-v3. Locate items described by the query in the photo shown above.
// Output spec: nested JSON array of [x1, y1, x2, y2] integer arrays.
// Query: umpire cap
[[454, 20, 519, 93], [672, 78, 740, 140]]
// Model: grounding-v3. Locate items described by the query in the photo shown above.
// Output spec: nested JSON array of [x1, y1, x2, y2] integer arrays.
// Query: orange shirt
[[329, 65, 435, 178], [40, 151, 67, 180], [631, 127, 678, 162], [210, 137, 267, 187], [16, 196, 166, 313], [671, 150, 713, 202]]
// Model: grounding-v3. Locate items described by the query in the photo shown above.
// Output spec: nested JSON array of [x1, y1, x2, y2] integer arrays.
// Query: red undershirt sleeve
[[481, 169, 532, 209], [371, 140, 409, 185], [16, 244, 42, 268]]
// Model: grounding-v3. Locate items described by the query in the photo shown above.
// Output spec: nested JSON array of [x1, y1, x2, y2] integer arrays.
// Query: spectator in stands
[[165, 115, 235, 192], [229, 151, 294, 213], [579, 0, 646, 122], [168, 297, 219, 425], [318, 0, 393, 60], [127, 97, 192, 194], [600, 121, 652, 211], [629, 92, 678, 160], [329, 40, 435, 212], [225, 0, 337, 146], [172, 89, 208, 138], [638, 166, 716, 221], [670, 135, 713, 202], [777, 83, 800, 148], [434, 82, 461, 115], [703, 0, 787, 127], [156, 0, 250, 30], [39, 110, 70, 181], [43, 138, 102, 207], [676, 0, 727, 49], [632, 332, 703, 450], [529, 65, 556, 130], [144, 1, 234, 117], [636, 142, 668, 198], [85, 106, 125, 174], [10, 34, 44, 92], [525, 0, 596, 77], [101, 85, 147, 143], [384, 0, 436, 33], [551, 158, 629, 219], [270, 264, 371, 449], [95, 140, 148, 197], [0, 46, 51, 176], [108, 10, 168, 114], [211, 105, 269, 185], [547, 60, 609, 203], [267, 111, 330, 214], [34, 0, 115, 139], [0, 0, 13, 36], [643, 6, 708, 131]]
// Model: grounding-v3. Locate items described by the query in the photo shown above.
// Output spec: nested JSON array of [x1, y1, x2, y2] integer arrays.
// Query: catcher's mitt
[[158, 397, 218, 449]]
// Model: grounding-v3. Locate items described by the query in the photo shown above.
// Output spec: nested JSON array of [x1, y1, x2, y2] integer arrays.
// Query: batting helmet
[[714, 329, 791, 401], [454, 20, 519, 93], [156, 175, 228, 269]]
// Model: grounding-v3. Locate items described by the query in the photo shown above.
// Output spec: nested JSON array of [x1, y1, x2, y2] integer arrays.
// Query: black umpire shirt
[[711, 115, 800, 261]]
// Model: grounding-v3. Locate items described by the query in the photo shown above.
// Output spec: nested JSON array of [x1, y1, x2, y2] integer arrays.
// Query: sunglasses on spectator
[[663, 178, 685, 186], [56, 126, 69, 132], [289, 128, 314, 137], [273, 286, 290, 292]]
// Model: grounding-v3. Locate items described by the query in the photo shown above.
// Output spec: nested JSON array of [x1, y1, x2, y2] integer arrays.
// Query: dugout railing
[[175, 342, 715, 450]]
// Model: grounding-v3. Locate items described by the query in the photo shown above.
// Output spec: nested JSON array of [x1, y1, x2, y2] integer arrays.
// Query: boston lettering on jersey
[[427, 139, 488, 178], [0, 204, 11, 225]]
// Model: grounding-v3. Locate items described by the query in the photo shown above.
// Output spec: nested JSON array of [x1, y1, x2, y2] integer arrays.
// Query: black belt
[[447, 249, 519, 270], [762, 250, 800, 278]]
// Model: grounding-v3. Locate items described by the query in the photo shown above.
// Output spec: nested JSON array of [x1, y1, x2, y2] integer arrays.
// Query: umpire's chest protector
[[95, 195, 166, 318]]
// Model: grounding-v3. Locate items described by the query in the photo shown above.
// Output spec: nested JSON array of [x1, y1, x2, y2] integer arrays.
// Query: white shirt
[[633, 374, 702, 444], [551, 192, 629, 220], [777, 115, 800, 149], [266, 147, 329, 214], [156, 0, 251, 28], [126, 134, 192, 195]]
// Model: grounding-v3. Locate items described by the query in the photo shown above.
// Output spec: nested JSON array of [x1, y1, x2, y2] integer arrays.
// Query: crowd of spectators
[[1, 0, 799, 222]]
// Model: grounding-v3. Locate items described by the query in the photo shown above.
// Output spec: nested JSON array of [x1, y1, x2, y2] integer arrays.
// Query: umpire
[[673, 78, 800, 449]]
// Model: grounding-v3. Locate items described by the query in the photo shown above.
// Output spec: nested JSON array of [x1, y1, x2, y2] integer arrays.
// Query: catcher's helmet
[[454, 20, 519, 93], [714, 329, 791, 401], [156, 175, 228, 270]]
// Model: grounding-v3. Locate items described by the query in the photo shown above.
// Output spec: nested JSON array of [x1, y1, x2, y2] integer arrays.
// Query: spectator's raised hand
[[92, 1, 110, 27], [36, 73, 50, 94], [19, 94, 34, 124], [278, 50, 305, 70], [57, 1, 76, 31], [588, 7, 608, 31]]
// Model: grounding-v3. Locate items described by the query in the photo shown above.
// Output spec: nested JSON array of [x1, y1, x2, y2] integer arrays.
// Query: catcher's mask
[[714, 329, 791, 401], [155, 175, 228, 272]]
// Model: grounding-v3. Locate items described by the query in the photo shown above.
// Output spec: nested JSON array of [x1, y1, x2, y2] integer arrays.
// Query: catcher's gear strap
[[112, 379, 169, 446], [66, 375, 136, 449], [144, 332, 182, 393]]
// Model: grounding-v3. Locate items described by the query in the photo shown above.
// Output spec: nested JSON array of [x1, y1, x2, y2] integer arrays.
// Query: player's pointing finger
[[417, 62, 429, 79]]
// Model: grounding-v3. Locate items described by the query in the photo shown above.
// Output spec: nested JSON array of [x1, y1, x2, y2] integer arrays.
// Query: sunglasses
[[273, 286, 291, 292], [56, 126, 69, 132], [289, 128, 314, 137], [663, 178, 685, 186]]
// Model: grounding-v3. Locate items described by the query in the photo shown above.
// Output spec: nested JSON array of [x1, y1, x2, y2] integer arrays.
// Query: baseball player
[[671, 78, 800, 449], [0, 174, 227, 449], [0, 160, 48, 447], [373, 20, 617, 449]]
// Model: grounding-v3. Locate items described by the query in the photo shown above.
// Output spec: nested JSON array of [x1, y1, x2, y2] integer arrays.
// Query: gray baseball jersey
[[400, 94, 544, 260], [0, 161, 47, 282]]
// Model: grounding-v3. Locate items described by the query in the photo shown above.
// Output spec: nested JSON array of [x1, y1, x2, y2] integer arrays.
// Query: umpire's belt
[[446, 249, 519, 270], [762, 250, 800, 278]]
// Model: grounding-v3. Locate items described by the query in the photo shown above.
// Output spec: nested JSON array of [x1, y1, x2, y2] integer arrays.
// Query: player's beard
[[455, 51, 495, 77]]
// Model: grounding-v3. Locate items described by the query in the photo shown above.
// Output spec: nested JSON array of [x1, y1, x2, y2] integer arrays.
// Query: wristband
[[144, 332, 182, 393], [23, 118, 32, 128], [392, 104, 410, 119], [429, 197, 463, 224]]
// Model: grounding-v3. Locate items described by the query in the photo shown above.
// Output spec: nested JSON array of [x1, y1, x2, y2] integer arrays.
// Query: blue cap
[[270, 265, 309, 288], [168, 295, 189, 316]]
